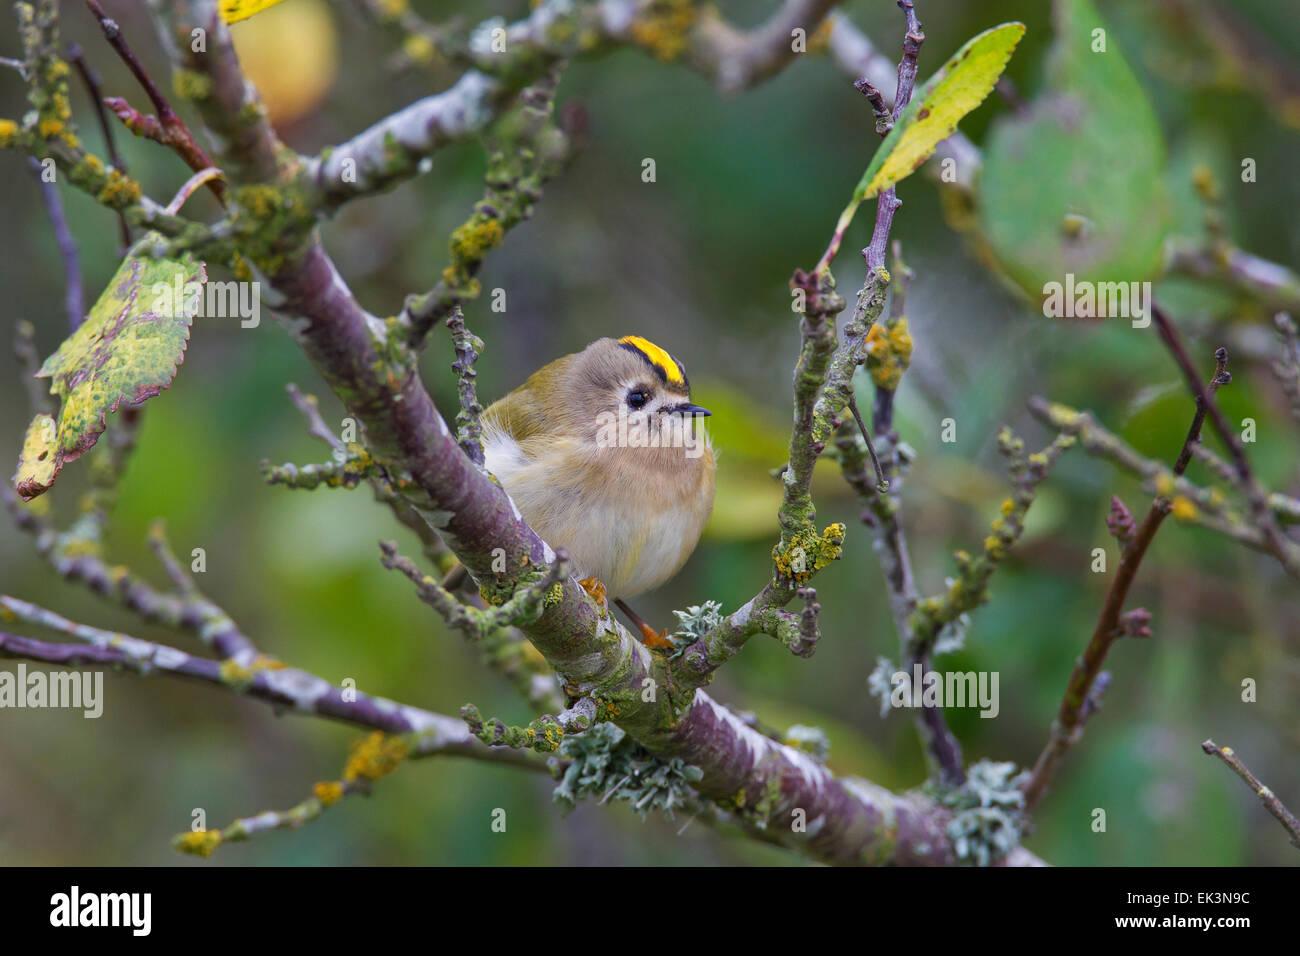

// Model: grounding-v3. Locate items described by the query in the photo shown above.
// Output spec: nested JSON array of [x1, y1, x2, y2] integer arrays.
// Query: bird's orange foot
[[612, 597, 675, 650], [637, 623, 675, 651], [578, 576, 608, 612]]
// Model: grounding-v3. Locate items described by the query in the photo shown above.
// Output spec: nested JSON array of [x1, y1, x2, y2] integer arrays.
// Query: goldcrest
[[482, 335, 715, 604]]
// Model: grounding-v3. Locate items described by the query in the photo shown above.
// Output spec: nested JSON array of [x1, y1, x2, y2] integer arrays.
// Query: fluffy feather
[[482, 338, 715, 598]]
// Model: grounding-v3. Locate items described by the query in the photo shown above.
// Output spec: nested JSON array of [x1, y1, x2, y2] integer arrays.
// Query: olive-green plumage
[[481, 337, 715, 599]]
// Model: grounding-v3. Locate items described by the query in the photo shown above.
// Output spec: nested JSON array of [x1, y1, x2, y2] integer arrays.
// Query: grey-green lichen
[[932, 760, 1027, 867], [551, 722, 702, 819], [667, 599, 725, 657], [783, 724, 830, 764]]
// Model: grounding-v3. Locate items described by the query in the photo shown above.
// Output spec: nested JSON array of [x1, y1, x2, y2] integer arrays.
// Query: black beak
[[671, 403, 711, 417]]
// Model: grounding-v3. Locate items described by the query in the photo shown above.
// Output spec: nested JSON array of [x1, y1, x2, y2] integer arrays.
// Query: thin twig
[[164, 166, 224, 215], [13, 320, 54, 416], [148, 520, 202, 599], [26, 157, 83, 330], [1152, 303, 1299, 576], [0, 611, 545, 774], [66, 43, 131, 248], [1022, 345, 1231, 809], [845, 391, 888, 491], [863, 0, 923, 275], [1202, 740, 1300, 849], [83, 0, 226, 203]]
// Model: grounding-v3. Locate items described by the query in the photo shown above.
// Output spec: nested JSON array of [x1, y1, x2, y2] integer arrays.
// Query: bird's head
[[568, 336, 710, 452]]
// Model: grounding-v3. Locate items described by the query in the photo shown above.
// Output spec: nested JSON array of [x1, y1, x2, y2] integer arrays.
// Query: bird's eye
[[626, 389, 649, 409]]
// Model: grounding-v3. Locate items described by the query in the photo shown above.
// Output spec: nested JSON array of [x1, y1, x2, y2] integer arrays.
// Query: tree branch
[[1201, 739, 1300, 849], [141, 0, 1040, 865], [1022, 343, 1232, 810]]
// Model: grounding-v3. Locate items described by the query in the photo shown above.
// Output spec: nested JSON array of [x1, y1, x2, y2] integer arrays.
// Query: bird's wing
[[481, 352, 575, 446]]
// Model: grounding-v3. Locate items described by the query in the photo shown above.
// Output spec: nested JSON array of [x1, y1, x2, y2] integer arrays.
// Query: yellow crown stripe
[[619, 335, 685, 386]]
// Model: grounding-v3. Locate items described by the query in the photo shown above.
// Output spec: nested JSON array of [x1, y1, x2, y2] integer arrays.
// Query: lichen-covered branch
[[1271, 312, 1300, 424], [134, 0, 1042, 864], [1153, 305, 1300, 577], [444, 305, 486, 466], [3, 0, 211, 244], [1166, 240, 1300, 315], [1022, 345, 1234, 809], [380, 540, 570, 642], [4, 487, 259, 662], [83, 0, 226, 203], [1026, 398, 1300, 562], [0, 601, 542, 775], [261, 452, 385, 490]]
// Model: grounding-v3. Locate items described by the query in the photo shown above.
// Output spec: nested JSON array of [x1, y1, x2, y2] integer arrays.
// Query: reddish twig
[[1152, 304, 1297, 575], [67, 42, 131, 248], [83, 0, 226, 204], [1021, 345, 1230, 810]]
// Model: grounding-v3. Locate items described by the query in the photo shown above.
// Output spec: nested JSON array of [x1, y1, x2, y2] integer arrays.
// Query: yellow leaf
[[13, 414, 61, 502], [856, 22, 1025, 200], [229, 0, 338, 126], [219, 0, 290, 24]]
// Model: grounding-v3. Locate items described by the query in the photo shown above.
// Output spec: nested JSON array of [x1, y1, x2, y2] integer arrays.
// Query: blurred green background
[[2, 0, 1298, 865]]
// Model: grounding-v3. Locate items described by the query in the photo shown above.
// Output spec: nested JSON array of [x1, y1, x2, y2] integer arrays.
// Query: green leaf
[[978, 0, 1169, 299], [855, 21, 1026, 201], [12, 234, 206, 501]]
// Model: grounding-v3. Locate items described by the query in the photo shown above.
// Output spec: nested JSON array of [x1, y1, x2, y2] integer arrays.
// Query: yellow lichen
[[888, 318, 913, 363], [449, 217, 504, 263], [807, 17, 833, 53], [983, 535, 1005, 561], [172, 69, 213, 101], [772, 522, 846, 585], [220, 658, 254, 686], [865, 318, 912, 390], [630, 0, 698, 62], [175, 829, 223, 858], [1170, 495, 1199, 522], [314, 781, 344, 806], [343, 732, 409, 782], [1191, 163, 1218, 203], [403, 33, 436, 66], [236, 183, 279, 218], [96, 169, 142, 208]]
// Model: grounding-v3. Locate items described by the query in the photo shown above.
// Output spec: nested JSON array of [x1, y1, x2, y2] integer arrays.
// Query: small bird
[[480, 335, 715, 647]]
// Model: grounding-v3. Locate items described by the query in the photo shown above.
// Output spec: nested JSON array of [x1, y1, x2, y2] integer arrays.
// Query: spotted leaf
[[855, 22, 1025, 200], [12, 413, 60, 501], [13, 235, 205, 501]]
